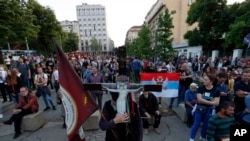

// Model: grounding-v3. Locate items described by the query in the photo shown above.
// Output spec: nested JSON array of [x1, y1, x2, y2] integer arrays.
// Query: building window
[[90, 29, 92, 36], [85, 41, 88, 46], [85, 29, 87, 36], [94, 24, 96, 30]]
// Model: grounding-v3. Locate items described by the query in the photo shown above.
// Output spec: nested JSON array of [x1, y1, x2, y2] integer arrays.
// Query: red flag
[[56, 44, 99, 141]]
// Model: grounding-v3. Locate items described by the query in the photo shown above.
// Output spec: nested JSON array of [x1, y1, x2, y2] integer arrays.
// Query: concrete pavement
[[0, 90, 194, 141]]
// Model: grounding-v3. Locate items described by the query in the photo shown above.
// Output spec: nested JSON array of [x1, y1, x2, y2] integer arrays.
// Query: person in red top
[[3, 87, 39, 139]]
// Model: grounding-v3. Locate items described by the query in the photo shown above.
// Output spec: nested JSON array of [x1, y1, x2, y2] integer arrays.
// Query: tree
[[155, 8, 175, 61], [126, 24, 152, 60], [137, 24, 152, 60], [27, 0, 65, 54], [184, 0, 229, 55], [0, 0, 39, 47], [63, 31, 79, 52], [224, 0, 250, 49], [90, 37, 101, 55]]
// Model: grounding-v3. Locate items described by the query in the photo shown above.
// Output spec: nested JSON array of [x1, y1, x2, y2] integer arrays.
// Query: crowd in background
[[1, 52, 250, 140]]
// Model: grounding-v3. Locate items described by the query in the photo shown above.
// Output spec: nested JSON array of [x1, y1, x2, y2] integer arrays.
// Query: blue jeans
[[39, 86, 54, 107], [190, 107, 213, 139]]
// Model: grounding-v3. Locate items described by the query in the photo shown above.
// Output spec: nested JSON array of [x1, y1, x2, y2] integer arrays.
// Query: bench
[[82, 111, 100, 130], [21, 111, 46, 131]]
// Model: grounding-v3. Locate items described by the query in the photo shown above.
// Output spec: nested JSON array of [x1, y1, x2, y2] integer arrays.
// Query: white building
[[60, 20, 81, 50], [76, 3, 114, 55]]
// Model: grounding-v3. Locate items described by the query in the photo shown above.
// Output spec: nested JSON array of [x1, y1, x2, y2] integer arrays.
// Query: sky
[[37, 0, 245, 47]]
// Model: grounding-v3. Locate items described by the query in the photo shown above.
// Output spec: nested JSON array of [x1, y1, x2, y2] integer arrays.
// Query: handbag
[[196, 104, 208, 113], [36, 89, 41, 97]]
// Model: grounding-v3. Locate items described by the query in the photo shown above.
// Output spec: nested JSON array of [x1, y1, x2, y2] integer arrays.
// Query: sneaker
[[154, 128, 161, 134], [143, 129, 149, 135], [199, 137, 206, 141], [52, 106, 56, 110], [43, 106, 50, 111]]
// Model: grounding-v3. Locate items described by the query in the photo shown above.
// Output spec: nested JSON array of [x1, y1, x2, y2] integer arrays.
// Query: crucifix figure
[[103, 82, 142, 115]]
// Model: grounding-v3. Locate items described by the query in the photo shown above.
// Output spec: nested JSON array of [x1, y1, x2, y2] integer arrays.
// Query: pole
[[25, 37, 29, 51]]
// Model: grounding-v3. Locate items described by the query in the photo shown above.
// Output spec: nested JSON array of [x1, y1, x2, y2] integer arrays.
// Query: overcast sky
[[37, 0, 245, 47]]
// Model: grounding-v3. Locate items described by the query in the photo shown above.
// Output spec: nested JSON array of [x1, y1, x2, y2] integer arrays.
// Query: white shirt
[[35, 73, 48, 86], [52, 70, 59, 81], [0, 69, 7, 83]]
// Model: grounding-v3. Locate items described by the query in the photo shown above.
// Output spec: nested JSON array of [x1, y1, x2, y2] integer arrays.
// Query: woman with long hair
[[6, 68, 22, 105], [189, 75, 220, 141]]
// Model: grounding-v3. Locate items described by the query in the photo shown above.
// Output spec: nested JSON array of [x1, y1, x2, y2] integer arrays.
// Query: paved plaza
[[0, 90, 194, 141]]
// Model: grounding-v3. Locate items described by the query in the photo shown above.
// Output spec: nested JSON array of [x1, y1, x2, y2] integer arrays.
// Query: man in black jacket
[[139, 91, 161, 135]]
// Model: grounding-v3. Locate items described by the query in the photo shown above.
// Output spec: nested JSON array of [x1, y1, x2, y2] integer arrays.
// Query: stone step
[[82, 110, 100, 130], [21, 111, 46, 131]]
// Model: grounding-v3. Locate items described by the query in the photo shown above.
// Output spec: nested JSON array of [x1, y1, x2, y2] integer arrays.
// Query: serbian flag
[[140, 73, 180, 97], [56, 44, 99, 141]]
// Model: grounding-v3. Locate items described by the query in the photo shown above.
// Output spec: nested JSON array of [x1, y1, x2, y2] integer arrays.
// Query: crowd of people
[[1, 53, 250, 140]]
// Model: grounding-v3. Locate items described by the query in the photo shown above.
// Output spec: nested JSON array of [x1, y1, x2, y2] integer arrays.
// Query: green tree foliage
[[27, 0, 65, 54], [155, 8, 175, 61], [63, 31, 79, 52], [225, 0, 250, 49], [126, 24, 152, 60], [90, 37, 101, 54], [184, 0, 229, 54], [137, 24, 152, 60], [0, 0, 39, 46]]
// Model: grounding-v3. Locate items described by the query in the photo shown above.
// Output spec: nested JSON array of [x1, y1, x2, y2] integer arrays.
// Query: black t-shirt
[[178, 69, 193, 89], [234, 80, 250, 113], [197, 86, 220, 106]]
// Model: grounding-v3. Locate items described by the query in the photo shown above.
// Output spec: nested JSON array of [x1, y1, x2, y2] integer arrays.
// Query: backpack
[[235, 111, 250, 125]]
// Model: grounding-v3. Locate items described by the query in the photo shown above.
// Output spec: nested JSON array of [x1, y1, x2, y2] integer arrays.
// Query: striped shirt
[[207, 114, 236, 141]]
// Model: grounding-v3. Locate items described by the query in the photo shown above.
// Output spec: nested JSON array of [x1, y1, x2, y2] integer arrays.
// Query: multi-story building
[[76, 3, 114, 55], [60, 20, 81, 50], [125, 26, 142, 44], [145, 0, 202, 58]]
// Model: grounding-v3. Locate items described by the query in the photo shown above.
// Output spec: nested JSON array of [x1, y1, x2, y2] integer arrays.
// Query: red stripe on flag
[[140, 73, 180, 81], [56, 43, 99, 141]]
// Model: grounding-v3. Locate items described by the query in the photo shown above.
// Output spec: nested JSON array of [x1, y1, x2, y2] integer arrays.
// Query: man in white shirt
[[52, 66, 59, 93]]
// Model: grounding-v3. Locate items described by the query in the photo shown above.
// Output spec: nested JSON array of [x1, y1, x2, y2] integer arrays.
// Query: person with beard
[[99, 91, 143, 141], [3, 87, 39, 139], [139, 91, 161, 135], [234, 70, 250, 113], [206, 101, 236, 141]]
